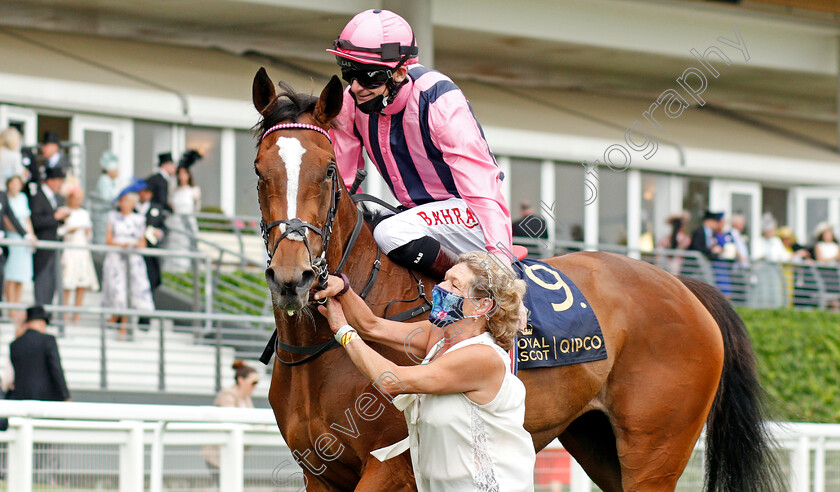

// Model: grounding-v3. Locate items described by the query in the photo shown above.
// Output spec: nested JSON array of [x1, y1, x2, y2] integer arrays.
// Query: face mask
[[429, 285, 466, 327], [353, 93, 388, 115]]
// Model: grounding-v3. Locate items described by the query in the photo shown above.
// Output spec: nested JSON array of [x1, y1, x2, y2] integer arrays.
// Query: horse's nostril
[[299, 269, 316, 290]]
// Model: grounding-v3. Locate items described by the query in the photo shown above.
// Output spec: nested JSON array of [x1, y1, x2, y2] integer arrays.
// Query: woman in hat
[[101, 185, 154, 337], [93, 151, 120, 244], [165, 151, 202, 272], [814, 222, 840, 264]]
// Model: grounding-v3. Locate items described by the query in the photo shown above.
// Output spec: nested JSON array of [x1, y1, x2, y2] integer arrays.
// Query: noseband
[[259, 123, 339, 292]]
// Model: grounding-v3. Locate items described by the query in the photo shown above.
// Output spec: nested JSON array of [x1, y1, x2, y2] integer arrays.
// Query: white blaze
[[275, 136, 306, 241]]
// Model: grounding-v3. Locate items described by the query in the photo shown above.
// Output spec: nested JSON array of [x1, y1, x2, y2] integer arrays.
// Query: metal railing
[[0, 302, 274, 394], [514, 236, 840, 310], [0, 401, 837, 492]]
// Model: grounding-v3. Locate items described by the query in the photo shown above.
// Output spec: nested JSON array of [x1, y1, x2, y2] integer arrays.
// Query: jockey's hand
[[313, 275, 345, 300], [317, 297, 348, 332]]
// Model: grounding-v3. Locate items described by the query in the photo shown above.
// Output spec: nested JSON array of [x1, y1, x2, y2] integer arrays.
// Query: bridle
[[258, 123, 339, 293], [257, 121, 431, 366]]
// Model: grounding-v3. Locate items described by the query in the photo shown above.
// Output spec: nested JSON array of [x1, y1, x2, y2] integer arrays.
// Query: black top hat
[[42, 131, 61, 145], [157, 152, 174, 167], [45, 166, 66, 180], [25, 305, 50, 323], [703, 210, 724, 221]]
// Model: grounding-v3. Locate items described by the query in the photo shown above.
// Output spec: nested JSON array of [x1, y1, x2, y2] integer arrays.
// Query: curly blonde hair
[[457, 251, 526, 351]]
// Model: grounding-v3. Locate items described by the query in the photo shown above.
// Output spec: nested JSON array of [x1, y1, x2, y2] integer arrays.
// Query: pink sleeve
[[429, 91, 512, 255], [330, 89, 365, 190]]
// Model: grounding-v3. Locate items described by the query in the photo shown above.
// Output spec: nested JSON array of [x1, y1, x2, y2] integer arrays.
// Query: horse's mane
[[254, 82, 318, 143]]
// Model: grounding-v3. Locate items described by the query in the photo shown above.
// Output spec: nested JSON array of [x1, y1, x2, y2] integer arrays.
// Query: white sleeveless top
[[373, 332, 536, 491]]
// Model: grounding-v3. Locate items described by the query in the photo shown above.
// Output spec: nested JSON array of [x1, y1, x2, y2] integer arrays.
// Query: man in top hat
[[146, 152, 176, 212], [8, 306, 69, 402], [8, 305, 69, 484], [29, 131, 71, 183], [688, 210, 724, 260], [26, 166, 71, 305]]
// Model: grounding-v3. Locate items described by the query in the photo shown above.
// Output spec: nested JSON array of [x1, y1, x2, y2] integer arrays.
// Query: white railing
[[0, 401, 838, 491]]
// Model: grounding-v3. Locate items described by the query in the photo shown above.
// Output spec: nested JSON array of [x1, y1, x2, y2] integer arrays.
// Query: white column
[[220, 128, 236, 216], [584, 166, 599, 249], [790, 435, 810, 492], [626, 169, 641, 259], [540, 160, 556, 252], [120, 421, 145, 492], [148, 422, 165, 492], [8, 419, 33, 492], [220, 426, 245, 492], [383, 0, 433, 68]]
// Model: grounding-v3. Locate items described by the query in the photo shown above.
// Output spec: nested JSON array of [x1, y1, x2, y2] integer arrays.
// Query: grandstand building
[[0, 0, 837, 249]]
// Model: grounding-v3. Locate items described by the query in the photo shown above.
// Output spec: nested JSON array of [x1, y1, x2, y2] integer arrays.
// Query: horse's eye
[[254, 167, 261, 179]]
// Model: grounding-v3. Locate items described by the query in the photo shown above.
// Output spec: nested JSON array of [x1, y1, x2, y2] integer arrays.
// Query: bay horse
[[252, 67, 780, 491]]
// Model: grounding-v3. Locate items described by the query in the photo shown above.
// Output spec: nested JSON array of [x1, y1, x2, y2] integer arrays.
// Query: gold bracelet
[[340, 330, 359, 347]]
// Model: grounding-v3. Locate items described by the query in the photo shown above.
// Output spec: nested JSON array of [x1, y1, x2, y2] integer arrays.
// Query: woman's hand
[[313, 275, 346, 301], [317, 298, 348, 334]]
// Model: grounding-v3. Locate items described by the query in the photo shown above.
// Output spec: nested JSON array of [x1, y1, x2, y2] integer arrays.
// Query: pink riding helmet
[[327, 9, 419, 68]]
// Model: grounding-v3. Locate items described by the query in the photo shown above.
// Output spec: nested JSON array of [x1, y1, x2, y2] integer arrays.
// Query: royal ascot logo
[[517, 334, 604, 362]]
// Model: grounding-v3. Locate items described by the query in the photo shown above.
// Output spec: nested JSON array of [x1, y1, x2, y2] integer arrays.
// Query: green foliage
[[737, 308, 840, 423], [163, 270, 268, 316]]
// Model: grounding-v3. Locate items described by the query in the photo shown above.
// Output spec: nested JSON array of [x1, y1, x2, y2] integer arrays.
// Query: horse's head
[[252, 68, 344, 310]]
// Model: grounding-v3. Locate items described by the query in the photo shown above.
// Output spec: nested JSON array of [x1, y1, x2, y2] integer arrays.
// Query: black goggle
[[340, 67, 392, 90]]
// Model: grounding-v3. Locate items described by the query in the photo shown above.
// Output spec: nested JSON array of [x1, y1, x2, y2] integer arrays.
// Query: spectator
[[777, 227, 811, 261], [31, 131, 71, 183], [8, 305, 69, 401], [814, 222, 840, 264], [58, 186, 99, 325], [136, 183, 167, 293], [201, 360, 258, 485], [511, 201, 547, 257], [93, 151, 121, 244], [658, 211, 690, 273], [9, 305, 69, 485], [3, 175, 34, 311], [166, 160, 201, 272], [146, 153, 176, 212], [751, 213, 787, 262], [102, 189, 154, 339], [26, 166, 70, 305], [0, 128, 27, 188], [729, 214, 750, 268], [688, 210, 723, 259], [660, 211, 691, 250]]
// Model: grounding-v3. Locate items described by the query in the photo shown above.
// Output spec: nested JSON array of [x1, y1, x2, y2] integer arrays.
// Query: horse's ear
[[253, 67, 277, 115], [313, 75, 344, 126]]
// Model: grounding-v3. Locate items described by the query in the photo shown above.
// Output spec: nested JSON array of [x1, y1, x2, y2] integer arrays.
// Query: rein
[[257, 122, 430, 366]]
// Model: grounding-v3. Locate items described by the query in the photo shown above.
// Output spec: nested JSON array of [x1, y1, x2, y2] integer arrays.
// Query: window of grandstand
[[235, 129, 259, 216], [185, 127, 222, 210], [599, 168, 628, 245], [134, 120, 173, 179], [554, 162, 585, 242]]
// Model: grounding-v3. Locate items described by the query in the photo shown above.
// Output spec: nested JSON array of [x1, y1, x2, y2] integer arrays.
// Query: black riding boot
[[387, 236, 459, 281]]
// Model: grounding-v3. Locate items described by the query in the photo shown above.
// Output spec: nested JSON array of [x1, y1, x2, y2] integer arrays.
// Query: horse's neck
[[327, 192, 435, 317]]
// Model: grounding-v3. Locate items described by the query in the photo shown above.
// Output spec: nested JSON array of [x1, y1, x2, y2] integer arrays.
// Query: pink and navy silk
[[331, 65, 513, 255]]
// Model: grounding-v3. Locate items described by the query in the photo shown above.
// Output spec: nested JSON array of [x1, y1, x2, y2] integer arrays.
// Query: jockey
[[327, 9, 513, 279]]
